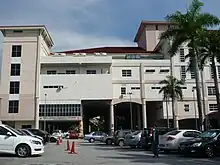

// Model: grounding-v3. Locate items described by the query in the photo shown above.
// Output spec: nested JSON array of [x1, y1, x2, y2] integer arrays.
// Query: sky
[[0, 0, 220, 52]]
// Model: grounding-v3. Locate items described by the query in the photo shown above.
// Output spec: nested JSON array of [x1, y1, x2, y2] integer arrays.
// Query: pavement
[[0, 139, 220, 165]]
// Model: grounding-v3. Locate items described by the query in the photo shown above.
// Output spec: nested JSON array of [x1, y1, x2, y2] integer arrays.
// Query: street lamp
[[44, 93, 47, 132], [192, 89, 198, 130], [127, 92, 133, 130]]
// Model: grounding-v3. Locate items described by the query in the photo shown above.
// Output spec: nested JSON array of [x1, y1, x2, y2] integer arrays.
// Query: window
[[122, 70, 132, 77], [8, 100, 19, 113], [160, 69, 169, 73], [13, 30, 23, 33], [131, 87, 140, 90], [209, 104, 218, 111], [12, 45, 22, 57], [155, 25, 158, 30], [183, 131, 195, 137], [125, 54, 141, 59], [166, 130, 181, 135], [47, 70, 56, 74], [121, 87, 126, 95], [184, 104, 189, 112], [145, 69, 155, 73], [39, 104, 81, 117], [218, 66, 220, 79], [207, 86, 216, 96], [86, 70, 96, 74], [21, 125, 32, 129], [43, 85, 63, 89], [179, 48, 185, 62], [9, 81, 20, 94], [151, 87, 161, 89], [180, 66, 186, 80], [210, 67, 214, 79], [66, 70, 76, 74], [181, 86, 187, 89], [191, 70, 195, 79], [0, 126, 9, 135], [11, 64, 20, 76]]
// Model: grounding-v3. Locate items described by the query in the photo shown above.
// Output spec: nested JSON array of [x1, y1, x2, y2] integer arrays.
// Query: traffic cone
[[68, 141, 77, 154], [59, 137, 63, 144], [66, 140, 70, 151], [56, 138, 60, 145]]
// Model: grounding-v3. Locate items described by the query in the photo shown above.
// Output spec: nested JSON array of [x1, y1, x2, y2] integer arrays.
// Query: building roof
[[56, 46, 155, 54], [0, 25, 54, 47], [134, 21, 176, 42]]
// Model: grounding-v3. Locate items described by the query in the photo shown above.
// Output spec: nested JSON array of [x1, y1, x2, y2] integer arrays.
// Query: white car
[[0, 124, 44, 157], [158, 129, 201, 153]]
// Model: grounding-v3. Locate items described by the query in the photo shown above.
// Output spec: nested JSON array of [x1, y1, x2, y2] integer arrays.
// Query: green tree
[[159, 76, 184, 128], [160, 0, 220, 131]]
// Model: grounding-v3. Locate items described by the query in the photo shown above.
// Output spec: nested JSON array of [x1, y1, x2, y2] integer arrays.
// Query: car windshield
[[5, 125, 24, 136], [199, 130, 219, 138], [22, 130, 32, 136], [132, 131, 141, 135], [166, 130, 181, 136]]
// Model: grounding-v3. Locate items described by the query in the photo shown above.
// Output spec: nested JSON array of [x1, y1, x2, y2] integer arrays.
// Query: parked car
[[124, 130, 142, 148], [179, 129, 220, 158], [100, 134, 113, 145], [19, 129, 44, 144], [113, 130, 134, 147], [51, 130, 63, 138], [0, 124, 44, 157], [84, 131, 107, 143], [27, 128, 50, 143], [140, 127, 177, 150], [68, 130, 79, 139], [159, 129, 201, 153]]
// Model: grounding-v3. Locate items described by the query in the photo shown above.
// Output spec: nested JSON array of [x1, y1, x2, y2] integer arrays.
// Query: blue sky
[[0, 0, 220, 52]]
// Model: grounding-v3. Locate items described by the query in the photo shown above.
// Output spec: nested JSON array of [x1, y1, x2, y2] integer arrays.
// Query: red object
[[59, 137, 63, 144], [56, 138, 60, 145], [66, 140, 70, 151], [69, 141, 77, 154], [68, 130, 79, 139], [167, 136, 175, 141]]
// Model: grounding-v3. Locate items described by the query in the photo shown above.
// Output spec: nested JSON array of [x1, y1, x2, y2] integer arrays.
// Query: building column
[[34, 96, 39, 129], [80, 104, 84, 136], [109, 102, 114, 135], [142, 99, 147, 129], [137, 105, 141, 129]]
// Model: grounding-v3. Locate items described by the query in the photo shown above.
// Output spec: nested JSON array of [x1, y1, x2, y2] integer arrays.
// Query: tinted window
[[132, 131, 141, 135], [183, 131, 195, 137], [166, 130, 181, 136], [0, 126, 9, 135], [22, 130, 31, 136], [200, 130, 219, 138]]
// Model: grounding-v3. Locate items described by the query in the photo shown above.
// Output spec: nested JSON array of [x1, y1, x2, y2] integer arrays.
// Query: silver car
[[84, 131, 107, 143], [124, 130, 142, 148]]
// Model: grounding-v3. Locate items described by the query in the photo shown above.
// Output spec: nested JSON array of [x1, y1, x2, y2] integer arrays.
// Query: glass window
[[122, 70, 132, 77], [179, 48, 185, 62], [66, 70, 76, 74], [0, 126, 9, 135], [183, 131, 195, 137], [10, 81, 20, 94], [209, 104, 218, 111], [121, 87, 126, 95], [8, 100, 19, 113], [180, 66, 186, 80], [207, 86, 216, 96], [11, 64, 21, 76], [184, 104, 189, 112], [5, 125, 23, 135], [12, 45, 22, 57], [86, 70, 96, 74], [47, 70, 57, 74], [166, 130, 181, 136]]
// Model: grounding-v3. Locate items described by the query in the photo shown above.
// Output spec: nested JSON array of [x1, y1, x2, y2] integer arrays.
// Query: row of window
[[39, 104, 81, 116], [120, 86, 140, 95], [182, 104, 217, 112], [47, 70, 98, 75]]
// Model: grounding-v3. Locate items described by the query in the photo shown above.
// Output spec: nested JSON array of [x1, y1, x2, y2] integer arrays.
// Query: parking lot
[[0, 139, 220, 165]]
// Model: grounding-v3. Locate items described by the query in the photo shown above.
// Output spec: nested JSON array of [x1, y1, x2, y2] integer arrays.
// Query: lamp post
[[192, 89, 198, 130], [44, 93, 47, 132], [128, 92, 133, 130]]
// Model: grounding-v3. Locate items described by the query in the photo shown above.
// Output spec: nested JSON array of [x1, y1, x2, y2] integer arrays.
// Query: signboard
[[39, 116, 82, 121]]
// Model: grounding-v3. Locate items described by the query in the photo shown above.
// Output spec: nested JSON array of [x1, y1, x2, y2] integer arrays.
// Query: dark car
[[179, 129, 220, 158], [27, 128, 50, 143], [19, 129, 45, 144], [140, 127, 177, 150]]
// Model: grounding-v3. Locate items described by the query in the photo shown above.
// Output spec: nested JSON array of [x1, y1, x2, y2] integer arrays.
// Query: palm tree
[[197, 30, 220, 112], [159, 76, 184, 128], [160, 0, 220, 131]]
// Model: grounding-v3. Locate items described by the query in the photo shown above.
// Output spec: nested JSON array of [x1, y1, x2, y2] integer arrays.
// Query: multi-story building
[[0, 21, 219, 134]]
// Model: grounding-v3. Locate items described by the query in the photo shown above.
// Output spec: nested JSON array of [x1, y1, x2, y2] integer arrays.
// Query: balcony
[[40, 55, 112, 64], [39, 74, 113, 100]]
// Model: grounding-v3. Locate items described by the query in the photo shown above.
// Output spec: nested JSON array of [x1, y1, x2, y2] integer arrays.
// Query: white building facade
[[0, 21, 219, 134]]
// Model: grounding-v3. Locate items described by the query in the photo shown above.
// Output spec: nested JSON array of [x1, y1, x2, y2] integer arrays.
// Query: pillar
[[80, 104, 84, 136], [142, 100, 147, 129], [34, 96, 39, 129], [109, 102, 114, 135], [137, 105, 141, 129]]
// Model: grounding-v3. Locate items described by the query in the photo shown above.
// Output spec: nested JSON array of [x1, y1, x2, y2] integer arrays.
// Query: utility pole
[[44, 93, 47, 132], [128, 92, 133, 130]]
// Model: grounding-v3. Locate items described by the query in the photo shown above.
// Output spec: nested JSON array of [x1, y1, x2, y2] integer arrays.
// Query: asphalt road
[[0, 139, 220, 165]]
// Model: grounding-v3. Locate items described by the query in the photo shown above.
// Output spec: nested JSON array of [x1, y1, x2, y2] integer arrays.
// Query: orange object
[[68, 141, 77, 154], [59, 137, 63, 144], [56, 138, 60, 145], [66, 140, 70, 151]]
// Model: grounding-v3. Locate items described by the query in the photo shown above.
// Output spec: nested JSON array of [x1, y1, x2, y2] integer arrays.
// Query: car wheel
[[205, 145, 214, 158], [16, 144, 31, 158], [119, 140, 124, 147], [106, 139, 112, 145], [89, 138, 95, 143]]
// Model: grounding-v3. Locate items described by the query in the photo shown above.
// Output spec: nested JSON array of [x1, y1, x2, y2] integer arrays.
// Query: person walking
[[152, 124, 159, 158]]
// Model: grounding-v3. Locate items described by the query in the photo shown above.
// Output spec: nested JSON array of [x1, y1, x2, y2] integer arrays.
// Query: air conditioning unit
[[73, 53, 80, 56], [94, 52, 101, 56], [101, 52, 107, 55]]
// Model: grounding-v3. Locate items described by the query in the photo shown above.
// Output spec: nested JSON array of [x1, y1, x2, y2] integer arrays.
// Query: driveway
[[0, 140, 219, 165]]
